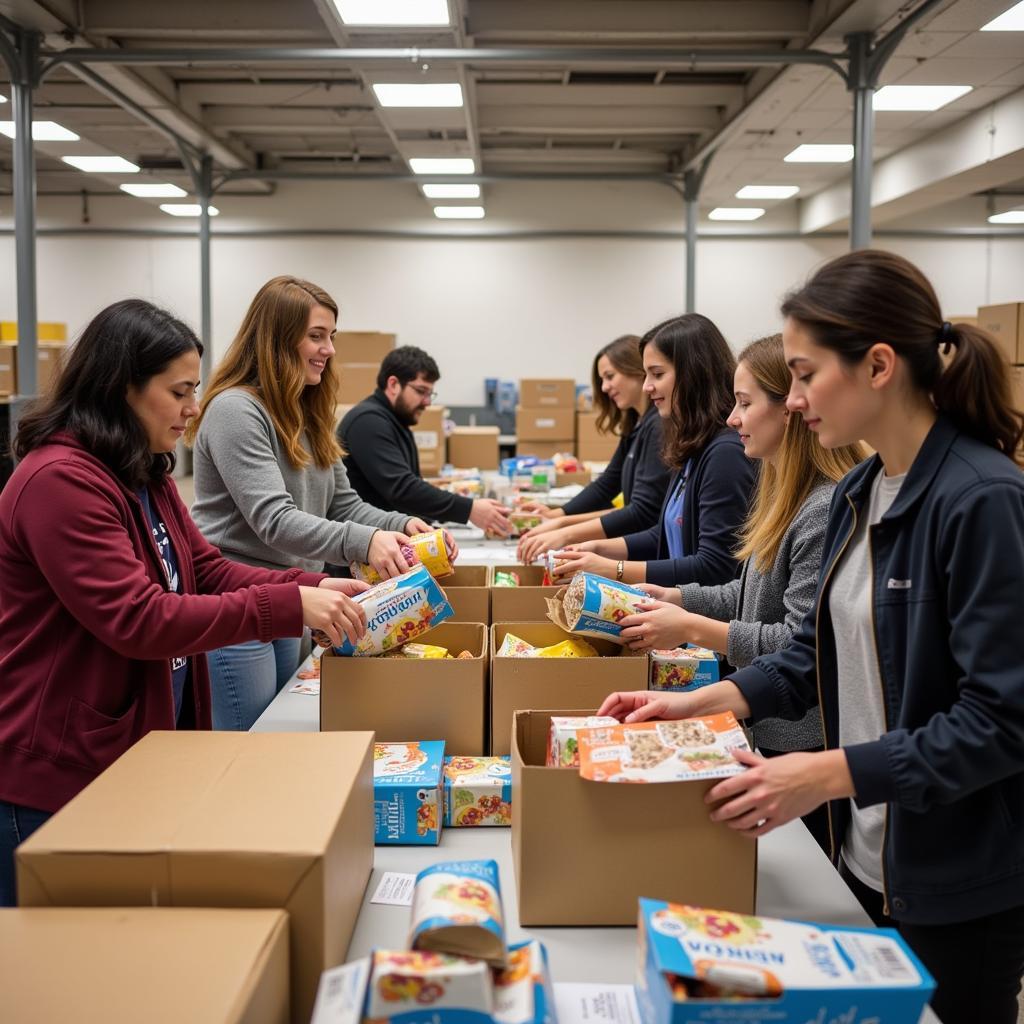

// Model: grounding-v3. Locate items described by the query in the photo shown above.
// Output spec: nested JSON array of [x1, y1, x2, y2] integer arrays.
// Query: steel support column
[[847, 33, 874, 250], [198, 154, 213, 387], [683, 158, 712, 313]]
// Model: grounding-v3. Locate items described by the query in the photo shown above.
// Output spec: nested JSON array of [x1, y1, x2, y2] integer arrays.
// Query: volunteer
[[516, 333, 670, 562], [0, 299, 369, 906], [553, 313, 755, 586], [338, 346, 512, 536], [616, 333, 864, 851], [599, 250, 1024, 1023], [189, 276, 435, 730]]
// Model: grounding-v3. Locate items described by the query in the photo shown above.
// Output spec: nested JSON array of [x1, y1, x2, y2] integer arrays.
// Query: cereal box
[[636, 898, 934, 1023], [367, 950, 493, 1023], [373, 741, 445, 845], [545, 716, 620, 768], [576, 714, 750, 783], [494, 940, 557, 1024], [649, 647, 720, 692], [443, 756, 513, 827], [546, 573, 647, 643], [409, 860, 507, 966], [333, 565, 454, 657]]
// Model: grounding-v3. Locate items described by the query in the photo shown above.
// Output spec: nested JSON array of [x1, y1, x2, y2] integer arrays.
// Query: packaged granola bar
[[443, 756, 513, 827], [545, 572, 648, 643], [386, 643, 451, 659], [545, 715, 620, 768], [649, 646, 720, 692]]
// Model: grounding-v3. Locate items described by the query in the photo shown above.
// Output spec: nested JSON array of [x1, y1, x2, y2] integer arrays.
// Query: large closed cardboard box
[[0, 345, 14, 395], [1010, 364, 1024, 411], [2, 907, 289, 1024], [489, 565, 559, 623], [337, 362, 380, 405], [512, 709, 757, 925], [334, 331, 395, 365], [448, 426, 499, 470], [321, 622, 488, 755], [516, 406, 575, 442], [0, 342, 67, 395], [519, 378, 575, 408], [978, 303, 1024, 364], [490, 623, 647, 756], [576, 410, 614, 443], [17, 731, 373, 1024], [445, 565, 491, 624], [414, 405, 445, 475], [578, 438, 620, 462]]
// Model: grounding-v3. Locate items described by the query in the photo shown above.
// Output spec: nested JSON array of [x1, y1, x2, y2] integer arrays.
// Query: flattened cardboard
[[16, 731, 374, 1024], [519, 378, 575, 409], [488, 565, 560, 624], [445, 565, 491, 624], [489, 623, 647, 756], [2, 907, 289, 1024], [511, 710, 757, 926], [322, 622, 488, 755], [515, 407, 575, 442]]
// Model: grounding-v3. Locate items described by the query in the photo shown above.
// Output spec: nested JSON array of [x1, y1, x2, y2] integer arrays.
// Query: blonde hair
[[734, 334, 866, 572], [186, 275, 343, 470]]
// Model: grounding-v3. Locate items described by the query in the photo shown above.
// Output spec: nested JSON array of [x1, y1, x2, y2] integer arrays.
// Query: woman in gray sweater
[[618, 333, 864, 850]]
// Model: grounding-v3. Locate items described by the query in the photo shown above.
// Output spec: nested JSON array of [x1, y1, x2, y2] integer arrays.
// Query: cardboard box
[[511, 709, 757, 925], [0, 320, 67, 342], [489, 623, 648, 756], [515, 440, 574, 460], [0, 342, 67, 395], [321, 622, 489, 755], [335, 403, 355, 428], [519, 378, 576, 409], [576, 410, 615, 443], [373, 741, 445, 845], [2, 906, 290, 1024], [516, 406, 575, 442], [17, 731, 374, 1024], [414, 405, 445, 474], [448, 426, 500, 470], [334, 331, 395, 365], [578, 438, 620, 462], [1010, 364, 1024, 411], [0, 345, 14, 396], [555, 469, 592, 488], [489, 565, 559, 623], [978, 302, 1024, 364], [946, 314, 977, 327], [337, 362, 381, 405], [445, 565, 491, 623]]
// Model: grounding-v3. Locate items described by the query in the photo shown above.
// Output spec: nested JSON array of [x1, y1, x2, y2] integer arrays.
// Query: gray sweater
[[678, 481, 833, 752], [191, 388, 410, 573]]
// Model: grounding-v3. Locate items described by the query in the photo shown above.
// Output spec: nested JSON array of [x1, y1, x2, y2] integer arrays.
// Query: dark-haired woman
[[0, 299, 370, 907], [517, 333, 670, 563], [554, 314, 756, 587], [598, 251, 1024, 1023]]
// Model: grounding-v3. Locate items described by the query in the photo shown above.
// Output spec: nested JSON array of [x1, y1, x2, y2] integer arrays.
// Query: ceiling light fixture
[[410, 157, 475, 175], [120, 182, 188, 198], [373, 83, 463, 107], [422, 183, 481, 199], [735, 185, 799, 199], [708, 207, 766, 221], [62, 155, 139, 173], [334, 0, 450, 26], [784, 144, 854, 163], [0, 120, 80, 141], [982, 1, 1024, 30], [433, 206, 485, 219], [160, 204, 219, 217], [988, 210, 1024, 224], [873, 85, 972, 111]]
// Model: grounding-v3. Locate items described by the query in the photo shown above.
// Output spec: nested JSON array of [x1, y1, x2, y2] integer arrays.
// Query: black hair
[[377, 345, 440, 390], [13, 299, 203, 488]]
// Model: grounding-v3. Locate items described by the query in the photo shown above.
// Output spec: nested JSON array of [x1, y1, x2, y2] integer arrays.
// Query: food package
[[545, 716, 620, 768], [493, 570, 521, 588], [373, 741, 445, 845], [409, 528, 457, 579], [495, 634, 597, 659], [494, 940, 557, 1024], [443, 756, 513, 828], [496, 633, 536, 658], [508, 511, 544, 537], [576, 713, 750, 783], [546, 572, 647, 643], [386, 643, 451, 659], [350, 543, 417, 585], [409, 859, 507, 966], [649, 647, 720, 692], [541, 549, 570, 584], [332, 565, 454, 657], [367, 950, 494, 1021]]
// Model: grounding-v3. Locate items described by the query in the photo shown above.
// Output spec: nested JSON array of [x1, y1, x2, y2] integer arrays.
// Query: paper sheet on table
[[553, 983, 641, 1024], [370, 871, 417, 906]]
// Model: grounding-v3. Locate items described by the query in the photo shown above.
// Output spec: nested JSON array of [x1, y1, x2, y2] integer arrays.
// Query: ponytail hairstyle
[[591, 334, 647, 437], [780, 249, 1024, 464], [186, 275, 342, 470], [733, 334, 866, 572]]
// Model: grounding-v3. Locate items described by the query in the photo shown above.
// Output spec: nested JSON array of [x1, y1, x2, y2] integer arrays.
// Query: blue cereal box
[[548, 572, 647, 643], [443, 757, 513, 827], [649, 646, 721, 692], [636, 898, 935, 1024], [373, 742, 445, 845]]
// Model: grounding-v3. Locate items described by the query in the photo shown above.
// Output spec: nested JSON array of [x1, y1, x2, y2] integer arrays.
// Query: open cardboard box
[[16, 731, 373, 1024], [2, 906, 290, 1024], [489, 623, 648, 756], [511, 709, 757, 926], [321, 622, 488, 755], [489, 565, 560, 623], [444, 565, 491, 624]]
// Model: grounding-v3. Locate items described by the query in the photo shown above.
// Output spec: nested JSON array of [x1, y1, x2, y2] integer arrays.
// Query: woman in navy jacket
[[554, 314, 755, 587], [599, 251, 1024, 1023]]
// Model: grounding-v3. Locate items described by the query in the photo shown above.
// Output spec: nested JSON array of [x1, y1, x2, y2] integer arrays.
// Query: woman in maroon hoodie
[[0, 299, 370, 906]]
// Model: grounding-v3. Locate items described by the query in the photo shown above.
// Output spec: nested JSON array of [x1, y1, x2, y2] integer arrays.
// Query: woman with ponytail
[[598, 250, 1024, 1022]]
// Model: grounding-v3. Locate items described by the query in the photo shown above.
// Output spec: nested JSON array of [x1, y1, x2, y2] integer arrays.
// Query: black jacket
[[623, 428, 755, 587], [338, 391, 473, 524], [561, 405, 669, 537], [731, 416, 1024, 925]]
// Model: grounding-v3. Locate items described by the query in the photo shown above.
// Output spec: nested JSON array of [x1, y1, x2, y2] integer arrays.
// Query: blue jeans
[[206, 636, 301, 731], [0, 799, 52, 906]]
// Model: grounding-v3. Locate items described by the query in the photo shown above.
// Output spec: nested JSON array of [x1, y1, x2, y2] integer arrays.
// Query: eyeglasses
[[406, 383, 438, 401]]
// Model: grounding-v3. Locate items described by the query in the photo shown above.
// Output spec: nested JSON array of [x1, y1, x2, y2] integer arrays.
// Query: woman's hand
[[367, 530, 413, 579], [404, 517, 433, 536], [517, 500, 561, 519], [618, 601, 690, 652], [518, 525, 570, 564], [550, 547, 616, 580], [636, 583, 681, 606], [318, 578, 370, 598], [596, 689, 701, 723], [298, 585, 368, 648]]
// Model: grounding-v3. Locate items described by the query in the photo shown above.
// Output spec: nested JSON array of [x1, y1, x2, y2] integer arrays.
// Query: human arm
[[557, 433, 626, 515], [327, 458, 412, 538]]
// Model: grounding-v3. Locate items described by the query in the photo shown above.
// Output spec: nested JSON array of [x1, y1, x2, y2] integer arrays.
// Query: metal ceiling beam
[[216, 169, 682, 186]]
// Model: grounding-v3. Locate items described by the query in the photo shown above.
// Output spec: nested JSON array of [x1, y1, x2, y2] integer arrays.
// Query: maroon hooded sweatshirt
[[0, 435, 326, 811]]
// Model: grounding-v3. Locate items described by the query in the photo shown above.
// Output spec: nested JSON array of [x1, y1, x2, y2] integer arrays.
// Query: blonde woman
[[189, 276, 435, 730]]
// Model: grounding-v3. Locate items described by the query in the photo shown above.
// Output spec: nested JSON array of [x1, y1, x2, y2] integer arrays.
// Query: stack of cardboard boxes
[[515, 378, 575, 459], [575, 408, 619, 462], [414, 405, 446, 474], [0, 321, 68, 396], [978, 304, 1024, 421], [334, 331, 395, 411]]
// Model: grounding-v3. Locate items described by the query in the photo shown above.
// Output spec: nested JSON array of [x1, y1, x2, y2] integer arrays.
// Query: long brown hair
[[591, 334, 647, 436], [640, 314, 736, 469], [186, 275, 342, 470], [734, 335, 866, 572], [781, 249, 1024, 464]]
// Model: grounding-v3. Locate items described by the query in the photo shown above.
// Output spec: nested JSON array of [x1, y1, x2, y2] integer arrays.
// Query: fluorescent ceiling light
[[708, 207, 765, 221], [982, 1, 1024, 30], [159, 204, 219, 217], [433, 205, 485, 219], [784, 144, 854, 163], [422, 183, 480, 199], [334, 0, 449, 26], [62, 155, 139, 173], [120, 182, 188, 198], [409, 157, 475, 174], [0, 120, 80, 141], [873, 85, 972, 111], [988, 210, 1024, 224], [373, 83, 463, 107], [0, 95, 6, 103], [735, 185, 799, 200]]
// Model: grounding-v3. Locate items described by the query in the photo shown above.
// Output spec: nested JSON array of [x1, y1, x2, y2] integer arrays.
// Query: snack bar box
[[636, 897, 935, 1024], [374, 741, 445, 845]]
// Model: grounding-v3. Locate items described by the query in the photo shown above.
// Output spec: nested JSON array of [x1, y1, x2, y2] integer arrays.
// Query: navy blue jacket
[[623, 428, 755, 587], [731, 416, 1024, 925]]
